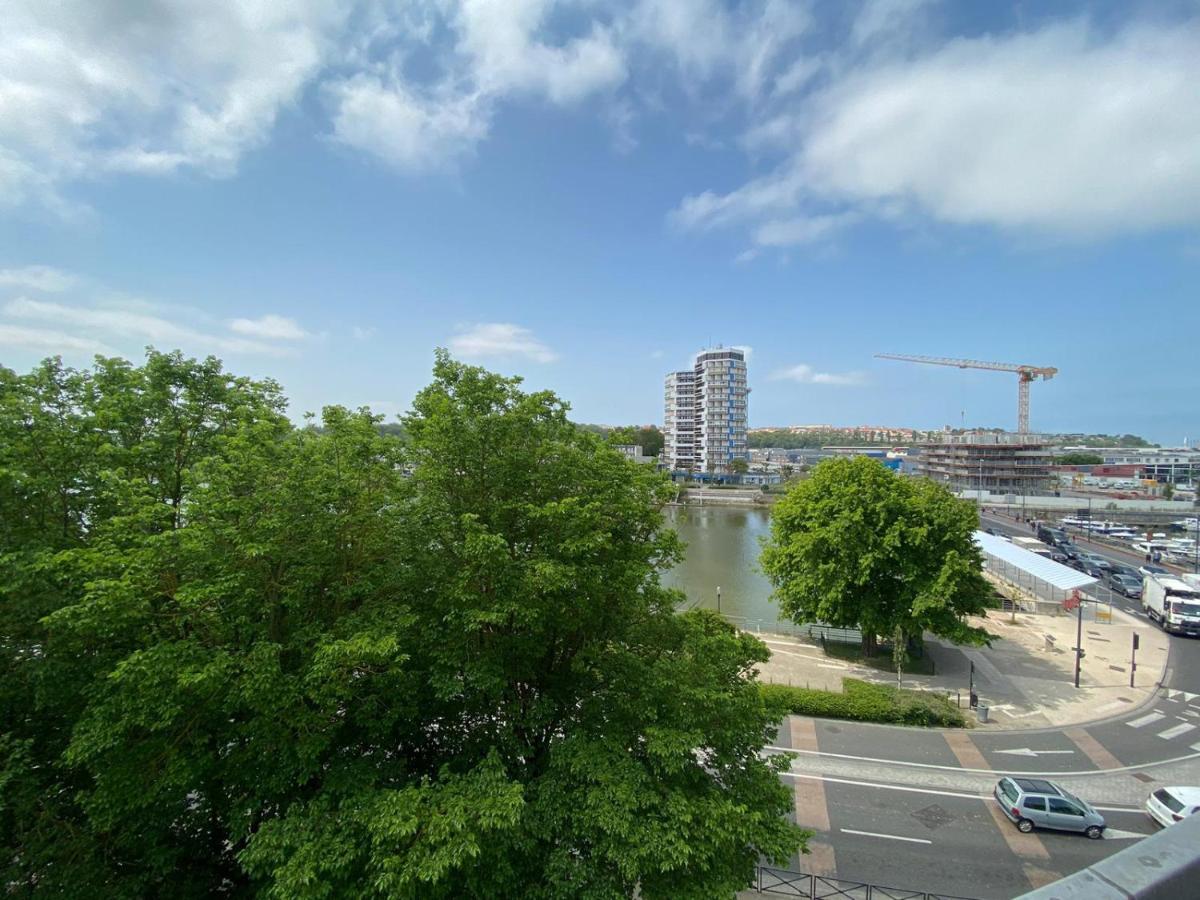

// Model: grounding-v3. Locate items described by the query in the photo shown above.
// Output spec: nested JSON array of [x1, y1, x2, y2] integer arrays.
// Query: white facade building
[[663, 348, 748, 475]]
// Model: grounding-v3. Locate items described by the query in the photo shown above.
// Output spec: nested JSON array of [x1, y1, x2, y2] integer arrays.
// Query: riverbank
[[672, 487, 779, 506]]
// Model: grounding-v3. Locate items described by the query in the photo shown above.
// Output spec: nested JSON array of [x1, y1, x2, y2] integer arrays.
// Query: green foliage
[[761, 457, 993, 655], [601, 424, 665, 457], [1051, 433, 1155, 448], [728, 458, 749, 475], [1057, 452, 1104, 465], [1, 349, 802, 897], [759, 679, 966, 728]]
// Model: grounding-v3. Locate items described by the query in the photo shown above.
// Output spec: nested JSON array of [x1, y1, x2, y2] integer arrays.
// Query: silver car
[[994, 776, 1106, 839]]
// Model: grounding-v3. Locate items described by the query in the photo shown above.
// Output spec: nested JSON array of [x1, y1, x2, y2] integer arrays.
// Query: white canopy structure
[[974, 530, 1097, 604]]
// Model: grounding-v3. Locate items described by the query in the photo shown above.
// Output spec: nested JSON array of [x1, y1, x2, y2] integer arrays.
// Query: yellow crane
[[875, 353, 1058, 435]]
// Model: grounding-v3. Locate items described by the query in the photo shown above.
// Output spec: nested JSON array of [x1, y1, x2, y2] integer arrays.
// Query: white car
[[1146, 786, 1200, 827]]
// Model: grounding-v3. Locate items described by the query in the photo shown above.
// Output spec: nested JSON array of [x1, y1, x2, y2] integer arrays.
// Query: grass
[[821, 640, 936, 676]]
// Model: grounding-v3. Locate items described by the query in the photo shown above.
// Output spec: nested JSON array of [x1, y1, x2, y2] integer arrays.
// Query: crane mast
[[875, 353, 1058, 434]]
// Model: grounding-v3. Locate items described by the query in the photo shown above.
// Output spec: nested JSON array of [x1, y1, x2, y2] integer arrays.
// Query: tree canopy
[[761, 457, 993, 656], [1057, 451, 1104, 466], [603, 424, 665, 457], [1, 349, 802, 897]]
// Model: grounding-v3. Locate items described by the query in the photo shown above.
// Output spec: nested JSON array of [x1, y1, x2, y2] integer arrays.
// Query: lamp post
[[716, 585, 722, 615], [1072, 590, 1085, 689]]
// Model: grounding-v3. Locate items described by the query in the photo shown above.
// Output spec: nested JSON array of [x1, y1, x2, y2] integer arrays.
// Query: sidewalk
[[750, 605, 1168, 730]]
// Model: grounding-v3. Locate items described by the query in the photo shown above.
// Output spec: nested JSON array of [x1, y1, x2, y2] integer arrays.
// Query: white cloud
[[0, 323, 114, 355], [4, 297, 301, 357], [457, 0, 626, 104], [628, 0, 811, 100], [0, 0, 345, 208], [0, 265, 76, 292], [732, 344, 754, 361], [327, 0, 627, 171], [449, 322, 557, 363], [352, 325, 377, 341], [676, 19, 1200, 245], [649, 349, 665, 359], [230, 314, 310, 340], [769, 364, 866, 386], [753, 213, 859, 247], [326, 75, 490, 171]]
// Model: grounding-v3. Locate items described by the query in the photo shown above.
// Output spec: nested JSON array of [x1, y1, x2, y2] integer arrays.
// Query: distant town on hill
[[567, 424, 1157, 456]]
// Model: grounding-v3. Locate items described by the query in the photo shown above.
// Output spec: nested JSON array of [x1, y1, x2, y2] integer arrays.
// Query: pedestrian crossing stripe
[[1127, 712, 1166, 728], [1166, 689, 1199, 703], [1157, 723, 1197, 741]]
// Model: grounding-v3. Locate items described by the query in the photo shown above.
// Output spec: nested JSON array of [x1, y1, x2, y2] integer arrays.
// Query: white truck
[[1142, 573, 1200, 637]]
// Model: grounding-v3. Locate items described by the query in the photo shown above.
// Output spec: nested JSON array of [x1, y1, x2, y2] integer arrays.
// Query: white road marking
[[1126, 712, 1166, 728], [993, 748, 1074, 757], [841, 828, 932, 844], [1191, 742, 1200, 753], [1157, 723, 1197, 741], [763, 745, 1200, 777], [1102, 828, 1151, 840], [1166, 689, 1198, 702]]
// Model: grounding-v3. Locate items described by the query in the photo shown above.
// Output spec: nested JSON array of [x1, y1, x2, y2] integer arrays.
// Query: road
[[763, 510, 1200, 899], [781, 777, 1156, 900]]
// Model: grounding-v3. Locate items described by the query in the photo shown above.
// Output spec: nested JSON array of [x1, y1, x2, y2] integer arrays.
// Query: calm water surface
[[661, 505, 782, 624]]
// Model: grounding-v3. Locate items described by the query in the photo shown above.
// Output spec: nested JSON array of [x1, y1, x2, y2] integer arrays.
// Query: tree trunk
[[861, 631, 877, 657]]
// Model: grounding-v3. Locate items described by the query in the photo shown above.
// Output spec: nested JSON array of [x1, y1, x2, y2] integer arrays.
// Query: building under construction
[[916, 432, 1055, 495]]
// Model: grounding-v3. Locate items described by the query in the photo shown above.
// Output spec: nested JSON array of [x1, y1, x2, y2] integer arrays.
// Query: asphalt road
[[783, 777, 1157, 900]]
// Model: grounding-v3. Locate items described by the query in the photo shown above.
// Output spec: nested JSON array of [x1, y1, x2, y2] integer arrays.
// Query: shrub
[[760, 678, 966, 728]]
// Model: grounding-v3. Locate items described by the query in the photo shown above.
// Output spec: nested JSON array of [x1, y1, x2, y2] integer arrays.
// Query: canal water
[[661, 505, 784, 626]]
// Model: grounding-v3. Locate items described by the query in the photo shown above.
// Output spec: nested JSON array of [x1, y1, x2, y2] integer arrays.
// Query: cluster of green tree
[[747, 430, 906, 449], [1050, 434, 1155, 448], [1056, 452, 1105, 466], [1, 350, 803, 898], [577, 423, 664, 457], [761, 456, 993, 665]]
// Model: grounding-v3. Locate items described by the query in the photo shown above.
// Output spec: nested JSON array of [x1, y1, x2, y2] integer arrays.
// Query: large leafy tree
[[761, 456, 992, 657], [2, 350, 802, 898]]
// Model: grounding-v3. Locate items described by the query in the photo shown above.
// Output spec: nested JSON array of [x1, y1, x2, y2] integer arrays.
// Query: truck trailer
[[1142, 573, 1200, 636]]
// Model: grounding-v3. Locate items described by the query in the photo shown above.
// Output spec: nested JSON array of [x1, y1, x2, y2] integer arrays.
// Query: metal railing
[[752, 867, 980, 900]]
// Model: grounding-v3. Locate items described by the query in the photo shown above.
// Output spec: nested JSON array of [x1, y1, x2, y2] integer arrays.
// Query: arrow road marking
[[1157, 723, 1197, 741], [1102, 828, 1151, 841], [1127, 712, 1166, 728], [993, 748, 1076, 757], [1166, 689, 1199, 702]]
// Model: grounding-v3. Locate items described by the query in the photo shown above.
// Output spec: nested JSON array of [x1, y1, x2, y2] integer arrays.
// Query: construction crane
[[875, 353, 1058, 435]]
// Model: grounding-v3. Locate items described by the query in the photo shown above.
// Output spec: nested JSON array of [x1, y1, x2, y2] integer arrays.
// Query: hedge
[[760, 677, 966, 728]]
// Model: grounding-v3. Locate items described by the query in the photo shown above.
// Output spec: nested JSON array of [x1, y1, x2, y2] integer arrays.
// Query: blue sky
[[1, 0, 1198, 443]]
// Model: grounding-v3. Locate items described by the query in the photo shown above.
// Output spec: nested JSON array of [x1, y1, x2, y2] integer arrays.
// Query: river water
[[661, 505, 784, 626]]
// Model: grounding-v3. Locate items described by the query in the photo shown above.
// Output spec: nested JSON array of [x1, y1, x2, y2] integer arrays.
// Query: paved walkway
[[750, 606, 1169, 730]]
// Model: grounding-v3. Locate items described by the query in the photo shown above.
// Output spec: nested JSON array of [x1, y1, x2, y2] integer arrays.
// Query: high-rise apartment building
[[663, 347, 749, 475]]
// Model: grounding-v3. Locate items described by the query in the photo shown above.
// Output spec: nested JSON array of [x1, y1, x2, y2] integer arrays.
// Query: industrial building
[[916, 432, 1054, 495], [663, 347, 748, 475]]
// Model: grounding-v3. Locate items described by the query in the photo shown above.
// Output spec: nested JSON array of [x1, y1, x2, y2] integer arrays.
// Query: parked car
[[1076, 552, 1111, 570], [1080, 561, 1107, 579], [1140, 563, 1172, 578], [1059, 542, 1083, 560], [994, 777, 1105, 839], [1108, 562, 1141, 580], [1049, 550, 1069, 564], [1146, 786, 1200, 827], [1108, 573, 1143, 599]]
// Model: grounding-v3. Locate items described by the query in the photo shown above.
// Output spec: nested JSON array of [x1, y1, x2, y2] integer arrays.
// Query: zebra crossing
[[1125, 690, 1200, 745]]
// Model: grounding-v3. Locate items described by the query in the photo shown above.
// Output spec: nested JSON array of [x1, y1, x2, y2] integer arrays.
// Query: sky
[[1, 0, 1199, 444]]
